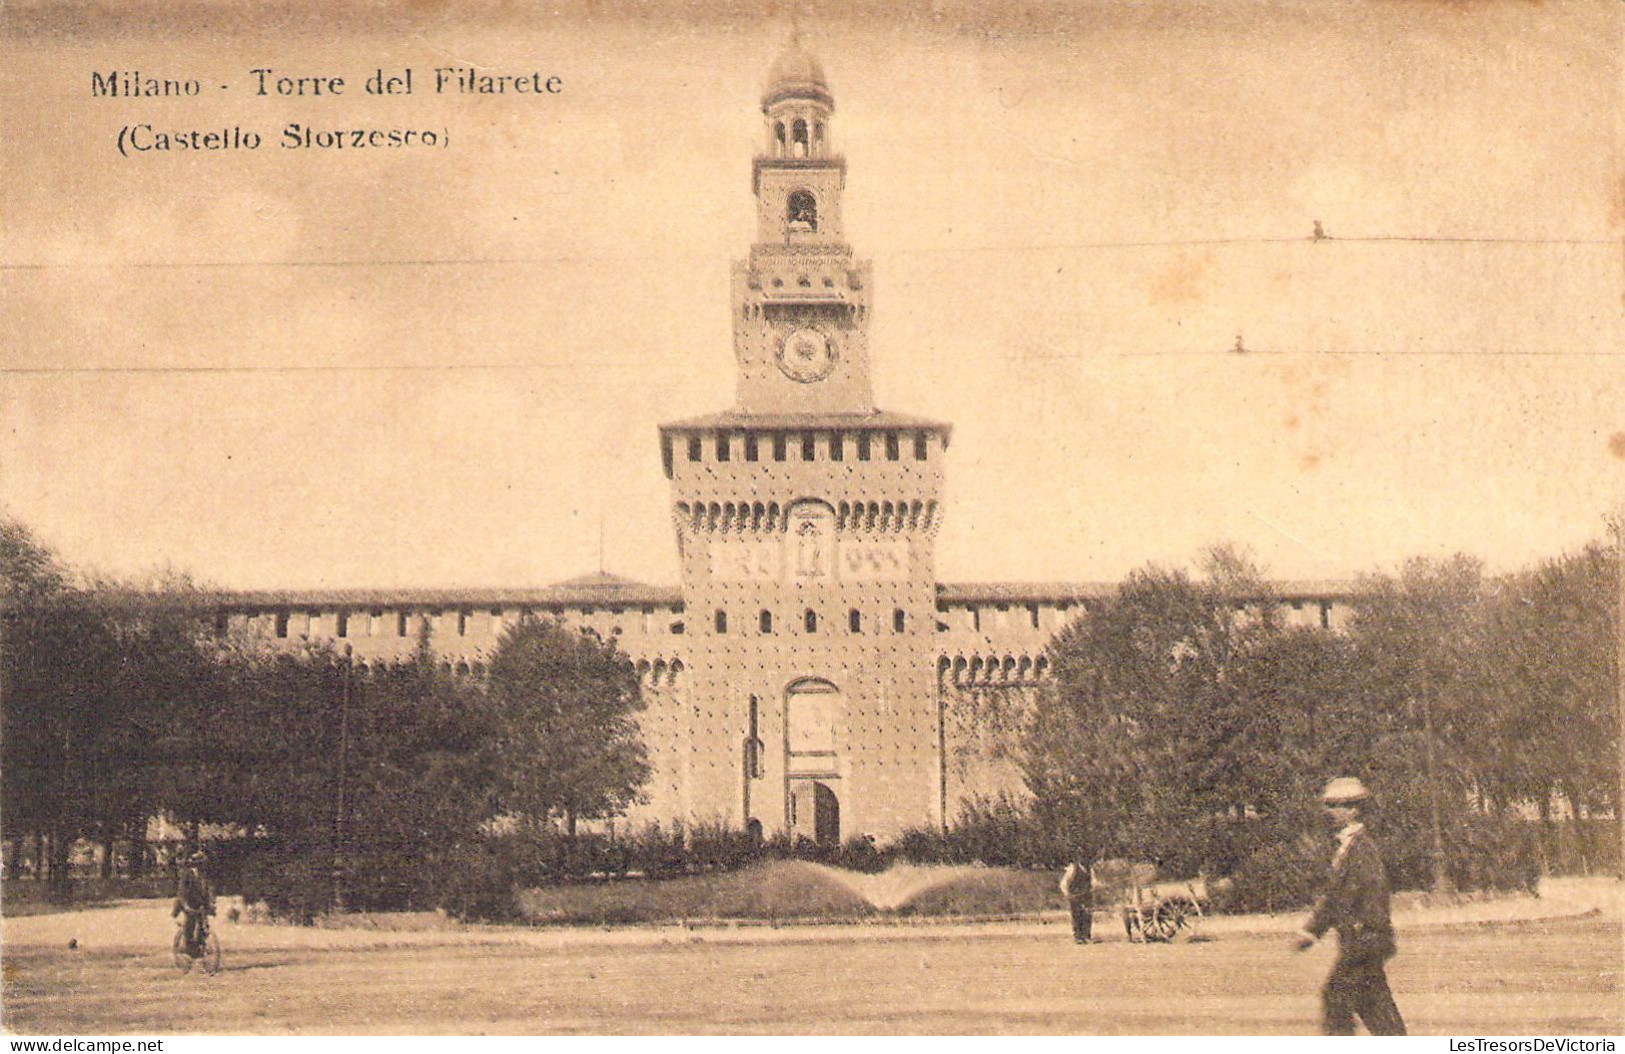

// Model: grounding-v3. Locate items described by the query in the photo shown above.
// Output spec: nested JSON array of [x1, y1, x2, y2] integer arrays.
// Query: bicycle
[[172, 914, 222, 975]]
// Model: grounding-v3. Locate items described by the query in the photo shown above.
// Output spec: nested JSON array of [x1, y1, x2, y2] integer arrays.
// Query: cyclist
[[171, 850, 215, 955]]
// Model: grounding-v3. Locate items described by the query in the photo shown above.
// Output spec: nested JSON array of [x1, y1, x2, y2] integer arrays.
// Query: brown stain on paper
[[1147, 251, 1215, 306]]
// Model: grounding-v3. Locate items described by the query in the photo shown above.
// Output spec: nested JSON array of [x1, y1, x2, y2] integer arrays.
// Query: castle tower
[[736, 43, 871, 415], [658, 43, 952, 842]]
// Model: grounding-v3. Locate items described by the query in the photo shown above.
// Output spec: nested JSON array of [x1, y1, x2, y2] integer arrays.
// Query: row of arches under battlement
[[675, 499, 939, 534], [344, 656, 489, 679], [633, 657, 687, 688], [938, 653, 1050, 687], [335, 654, 685, 689], [837, 500, 937, 531]]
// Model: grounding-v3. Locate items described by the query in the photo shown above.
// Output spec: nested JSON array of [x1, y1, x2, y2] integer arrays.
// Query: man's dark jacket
[[1305, 826, 1395, 962], [172, 869, 213, 917]]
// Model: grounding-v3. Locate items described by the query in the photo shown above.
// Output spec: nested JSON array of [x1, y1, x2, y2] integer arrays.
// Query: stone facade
[[208, 46, 1358, 843]]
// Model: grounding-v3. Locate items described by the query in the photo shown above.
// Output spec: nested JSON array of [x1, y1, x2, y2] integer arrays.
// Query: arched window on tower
[[804, 609, 818, 633], [759, 609, 773, 634], [849, 609, 862, 633], [774, 121, 787, 157], [715, 609, 728, 634], [787, 190, 817, 232], [792, 118, 809, 157], [814, 121, 825, 156]]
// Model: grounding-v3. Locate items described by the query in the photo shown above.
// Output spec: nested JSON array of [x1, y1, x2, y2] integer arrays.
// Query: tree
[[1, 518, 67, 604], [164, 625, 499, 914], [3, 518, 235, 890], [485, 618, 649, 852], [1025, 551, 1290, 874], [339, 636, 498, 908], [95, 574, 226, 877], [1, 524, 203, 891], [1475, 542, 1618, 869], [1345, 556, 1488, 890], [1, 518, 95, 890]]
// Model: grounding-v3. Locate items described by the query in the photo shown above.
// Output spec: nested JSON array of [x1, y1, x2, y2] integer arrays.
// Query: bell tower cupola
[[757, 43, 842, 246]]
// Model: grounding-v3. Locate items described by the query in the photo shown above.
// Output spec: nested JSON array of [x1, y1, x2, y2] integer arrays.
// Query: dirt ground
[[3, 878, 1621, 1035]]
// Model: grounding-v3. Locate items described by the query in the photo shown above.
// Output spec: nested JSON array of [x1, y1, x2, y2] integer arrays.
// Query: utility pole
[[332, 643, 352, 913], [1614, 503, 1623, 880], [1421, 694, 1451, 894]]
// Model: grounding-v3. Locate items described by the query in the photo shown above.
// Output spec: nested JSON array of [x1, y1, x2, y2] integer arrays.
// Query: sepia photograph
[[2, 0, 1621, 1037]]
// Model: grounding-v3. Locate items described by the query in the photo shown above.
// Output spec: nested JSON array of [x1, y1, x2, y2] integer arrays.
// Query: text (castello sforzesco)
[[91, 67, 565, 157]]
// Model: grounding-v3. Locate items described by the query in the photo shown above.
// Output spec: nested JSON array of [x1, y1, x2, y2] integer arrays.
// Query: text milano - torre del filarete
[[215, 44, 1354, 844]]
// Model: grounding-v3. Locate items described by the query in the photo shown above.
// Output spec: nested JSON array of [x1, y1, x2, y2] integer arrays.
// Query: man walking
[[1060, 860, 1094, 944], [1293, 777, 1406, 1035]]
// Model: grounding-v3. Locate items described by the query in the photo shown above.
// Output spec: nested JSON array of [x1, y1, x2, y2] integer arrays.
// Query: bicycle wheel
[[171, 929, 194, 973], [199, 930, 222, 975]]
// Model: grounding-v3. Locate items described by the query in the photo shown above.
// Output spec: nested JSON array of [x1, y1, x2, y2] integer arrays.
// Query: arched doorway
[[811, 782, 839, 845], [790, 779, 840, 847], [784, 677, 840, 845]]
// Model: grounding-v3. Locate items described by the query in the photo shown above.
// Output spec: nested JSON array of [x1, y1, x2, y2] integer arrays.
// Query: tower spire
[[787, 0, 807, 48]]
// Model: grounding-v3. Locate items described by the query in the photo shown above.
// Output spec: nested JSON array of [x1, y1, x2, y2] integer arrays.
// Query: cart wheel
[[1152, 896, 1198, 941], [1142, 909, 1176, 942], [199, 930, 222, 975], [172, 929, 194, 973]]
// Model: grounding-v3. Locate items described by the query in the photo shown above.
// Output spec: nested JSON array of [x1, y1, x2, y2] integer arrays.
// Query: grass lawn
[[516, 860, 877, 924], [514, 861, 1073, 925], [2, 878, 175, 918]]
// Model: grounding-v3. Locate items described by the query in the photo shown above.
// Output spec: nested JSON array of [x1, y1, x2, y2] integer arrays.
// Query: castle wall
[[206, 583, 1356, 838]]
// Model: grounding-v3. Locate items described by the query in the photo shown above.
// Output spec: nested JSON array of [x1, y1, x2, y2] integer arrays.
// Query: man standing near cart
[[1060, 860, 1094, 944], [1293, 777, 1407, 1035]]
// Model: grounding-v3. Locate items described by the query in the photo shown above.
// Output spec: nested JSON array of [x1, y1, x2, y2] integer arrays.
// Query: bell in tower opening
[[787, 189, 817, 231]]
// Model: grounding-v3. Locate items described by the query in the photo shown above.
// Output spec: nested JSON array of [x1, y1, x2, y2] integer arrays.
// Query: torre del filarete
[[215, 46, 1354, 843]]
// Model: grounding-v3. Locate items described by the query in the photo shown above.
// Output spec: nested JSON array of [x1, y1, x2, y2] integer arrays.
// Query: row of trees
[[5, 511, 1617, 912], [1, 518, 649, 909], [1025, 543, 1619, 897]]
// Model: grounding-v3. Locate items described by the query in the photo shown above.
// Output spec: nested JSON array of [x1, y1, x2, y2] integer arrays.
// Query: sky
[[2, 0, 1621, 593]]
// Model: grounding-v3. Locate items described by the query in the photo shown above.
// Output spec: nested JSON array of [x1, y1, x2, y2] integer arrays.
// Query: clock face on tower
[[777, 326, 837, 383]]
